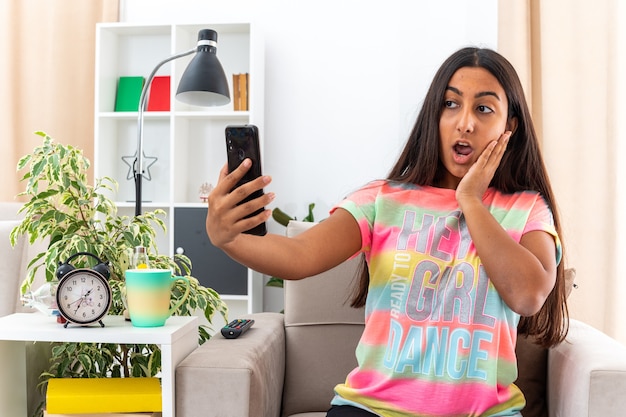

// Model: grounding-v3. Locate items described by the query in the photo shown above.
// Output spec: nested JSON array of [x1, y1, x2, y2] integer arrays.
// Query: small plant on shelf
[[10, 132, 228, 416], [266, 203, 316, 288]]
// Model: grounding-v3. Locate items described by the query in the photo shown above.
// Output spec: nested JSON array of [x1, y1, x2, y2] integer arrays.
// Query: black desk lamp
[[134, 29, 230, 216]]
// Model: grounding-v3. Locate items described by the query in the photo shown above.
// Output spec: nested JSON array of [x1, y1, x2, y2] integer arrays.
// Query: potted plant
[[266, 203, 316, 288], [10, 132, 228, 415]]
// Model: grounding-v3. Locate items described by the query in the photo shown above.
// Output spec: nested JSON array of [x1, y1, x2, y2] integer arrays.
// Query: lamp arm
[[134, 48, 196, 216]]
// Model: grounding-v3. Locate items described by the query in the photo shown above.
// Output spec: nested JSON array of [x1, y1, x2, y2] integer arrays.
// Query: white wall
[[120, 0, 498, 311]]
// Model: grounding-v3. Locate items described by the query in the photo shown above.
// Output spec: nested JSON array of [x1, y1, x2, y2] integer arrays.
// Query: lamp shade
[[176, 29, 231, 106]]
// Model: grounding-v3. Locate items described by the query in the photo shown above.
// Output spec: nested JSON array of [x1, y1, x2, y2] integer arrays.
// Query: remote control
[[221, 318, 255, 339]]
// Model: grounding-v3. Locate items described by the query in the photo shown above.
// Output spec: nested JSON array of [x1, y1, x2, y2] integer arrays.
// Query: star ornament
[[121, 151, 158, 181]]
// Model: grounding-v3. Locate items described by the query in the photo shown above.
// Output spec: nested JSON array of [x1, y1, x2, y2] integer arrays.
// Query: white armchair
[[176, 221, 626, 417], [0, 202, 50, 416]]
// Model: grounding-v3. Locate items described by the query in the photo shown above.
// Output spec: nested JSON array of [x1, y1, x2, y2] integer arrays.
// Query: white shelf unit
[[0, 313, 198, 417], [94, 22, 265, 316]]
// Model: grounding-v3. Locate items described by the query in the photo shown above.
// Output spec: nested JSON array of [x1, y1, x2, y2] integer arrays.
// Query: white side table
[[0, 313, 198, 417]]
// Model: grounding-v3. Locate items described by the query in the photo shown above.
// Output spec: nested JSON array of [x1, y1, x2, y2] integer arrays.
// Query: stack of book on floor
[[44, 377, 162, 416]]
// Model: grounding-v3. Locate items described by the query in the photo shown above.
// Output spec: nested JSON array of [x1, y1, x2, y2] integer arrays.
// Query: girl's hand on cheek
[[456, 131, 511, 208]]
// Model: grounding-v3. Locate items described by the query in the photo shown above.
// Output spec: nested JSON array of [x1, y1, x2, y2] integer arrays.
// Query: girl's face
[[438, 66, 516, 189]]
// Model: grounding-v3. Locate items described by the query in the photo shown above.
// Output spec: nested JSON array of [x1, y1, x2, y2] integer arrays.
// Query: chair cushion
[[283, 256, 364, 327], [284, 221, 364, 327], [516, 335, 548, 417], [283, 324, 363, 416]]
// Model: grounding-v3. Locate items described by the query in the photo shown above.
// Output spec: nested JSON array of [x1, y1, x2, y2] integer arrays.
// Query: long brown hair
[[350, 47, 568, 348]]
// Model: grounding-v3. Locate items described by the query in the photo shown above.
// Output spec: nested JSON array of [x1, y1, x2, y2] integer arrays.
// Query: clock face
[[56, 269, 112, 325]]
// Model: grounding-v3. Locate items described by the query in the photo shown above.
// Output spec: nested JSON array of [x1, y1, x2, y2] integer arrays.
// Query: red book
[[147, 75, 170, 111]]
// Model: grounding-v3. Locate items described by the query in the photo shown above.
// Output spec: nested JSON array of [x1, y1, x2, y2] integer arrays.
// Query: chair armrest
[[176, 312, 285, 417], [548, 319, 626, 417]]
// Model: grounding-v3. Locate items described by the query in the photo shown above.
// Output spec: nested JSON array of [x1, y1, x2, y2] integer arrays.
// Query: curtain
[[0, 0, 119, 202], [498, 0, 626, 343]]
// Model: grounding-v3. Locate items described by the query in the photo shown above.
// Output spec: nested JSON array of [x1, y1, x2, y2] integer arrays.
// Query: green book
[[115, 76, 145, 111]]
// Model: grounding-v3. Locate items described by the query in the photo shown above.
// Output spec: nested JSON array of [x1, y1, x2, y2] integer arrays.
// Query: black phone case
[[225, 125, 267, 236]]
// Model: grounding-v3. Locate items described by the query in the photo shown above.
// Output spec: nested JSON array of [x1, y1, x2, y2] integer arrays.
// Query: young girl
[[206, 47, 569, 417]]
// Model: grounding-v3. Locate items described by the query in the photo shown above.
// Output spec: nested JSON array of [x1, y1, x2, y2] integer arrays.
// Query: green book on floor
[[115, 76, 144, 111]]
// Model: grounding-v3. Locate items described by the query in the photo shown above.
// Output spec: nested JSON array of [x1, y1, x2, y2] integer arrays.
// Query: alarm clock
[[55, 252, 112, 328]]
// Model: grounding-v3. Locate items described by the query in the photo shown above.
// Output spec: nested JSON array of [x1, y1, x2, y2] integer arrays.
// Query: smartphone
[[225, 124, 267, 236]]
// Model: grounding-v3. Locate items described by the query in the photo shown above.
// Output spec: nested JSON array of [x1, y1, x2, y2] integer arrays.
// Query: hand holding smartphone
[[225, 124, 267, 236]]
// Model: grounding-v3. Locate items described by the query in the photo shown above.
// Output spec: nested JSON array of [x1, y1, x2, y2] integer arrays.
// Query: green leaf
[[266, 277, 285, 288], [51, 344, 66, 357], [198, 327, 211, 345], [54, 211, 66, 224], [111, 365, 121, 378], [304, 203, 316, 222], [31, 158, 47, 181], [36, 189, 60, 200], [49, 154, 61, 183], [77, 353, 93, 374], [271, 207, 294, 226], [66, 343, 77, 355], [16, 154, 32, 170]]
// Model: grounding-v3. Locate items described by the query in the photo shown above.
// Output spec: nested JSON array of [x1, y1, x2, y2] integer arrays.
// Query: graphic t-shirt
[[330, 180, 561, 417]]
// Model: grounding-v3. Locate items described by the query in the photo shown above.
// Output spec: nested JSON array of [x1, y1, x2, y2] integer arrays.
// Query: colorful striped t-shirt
[[330, 180, 561, 417]]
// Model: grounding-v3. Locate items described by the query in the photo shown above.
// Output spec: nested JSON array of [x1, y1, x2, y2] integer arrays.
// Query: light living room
[[1, 1, 625, 417]]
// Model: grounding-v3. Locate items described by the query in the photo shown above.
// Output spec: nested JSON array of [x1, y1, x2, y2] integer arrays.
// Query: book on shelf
[[46, 377, 161, 414], [240, 72, 249, 110], [147, 75, 170, 111], [232, 73, 240, 110], [44, 412, 161, 417], [232, 73, 249, 111], [114, 76, 145, 112]]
